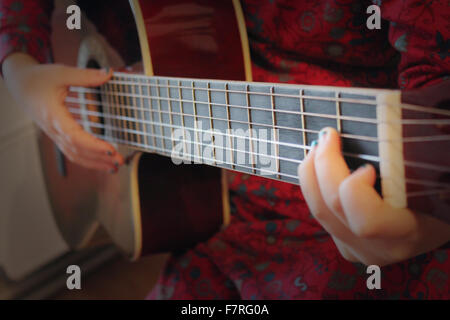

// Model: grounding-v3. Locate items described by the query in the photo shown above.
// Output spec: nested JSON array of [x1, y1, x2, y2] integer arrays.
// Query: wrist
[[2, 52, 39, 80]]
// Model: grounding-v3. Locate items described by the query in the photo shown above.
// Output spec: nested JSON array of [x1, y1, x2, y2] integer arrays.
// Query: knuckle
[[336, 246, 357, 263], [328, 194, 343, 214], [312, 209, 327, 221], [339, 176, 356, 196], [63, 150, 75, 162], [351, 220, 380, 239], [71, 146, 81, 156], [314, 148, 328, 164], [341, 251, 358, 263]]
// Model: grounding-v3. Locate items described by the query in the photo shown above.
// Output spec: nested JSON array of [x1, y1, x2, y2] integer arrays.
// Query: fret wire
[[72, 111, 450, 174], [99, 83, 110, 139], [167, 79, 175, 149], [75, 88, 379, 124], [138, 78, 149, 148], [111, 78, 125, 139], [131, 80, 139, 143], [111, 79, 120, 140], [113, 79, 126, 140], [69, 107, 317, 151], [178, 80, 189, 158], [119, 77, 130, 142], [119, 77, 130, 141], [84, 120, 303, 166], [225, 83, 235, 170], [83, 72, 450, 116], [71, 87, 450, 126], [122, 78, 131, 141], [77, 87, 90, 133], [124, 79, 134, 141], [67, 97, 449, 144], [246, 84, 256, 173], [106, 79, 379, 106], [107, 82, 118, 141], [336, 91, 342, 133], [94, 127, 450, 193], [146, 80, 157, 147], [125, 79, 135, 143], [132, 79, 142, 145], [73, 110, 318, 159], [91, 130, 302, 183], [156, 78, 167, 151], [108, 82, 118, 140], [299, 89, 307, 158], [207, 82, 217, 165], [270, 86, 280, 179], [192, 81, 202, 162], [82, 120, 450, 189]]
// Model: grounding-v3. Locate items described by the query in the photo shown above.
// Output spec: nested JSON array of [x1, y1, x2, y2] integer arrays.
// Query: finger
[[52, 108, 124, 165], [76, 157, 117, 173], [56, 142, 117, 173], [50, 114, 124, 173], [69, 128, 124, 165], [332, 236, 360, 263], [339, 164, 418, 239], [298, 145, 352, 241], [55, 65, 113, 87], [314, 127, 351, 224], [71, 141, 122, 168]]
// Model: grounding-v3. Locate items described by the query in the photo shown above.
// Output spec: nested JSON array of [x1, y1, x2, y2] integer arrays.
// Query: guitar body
[[40, 0, 251, 259]]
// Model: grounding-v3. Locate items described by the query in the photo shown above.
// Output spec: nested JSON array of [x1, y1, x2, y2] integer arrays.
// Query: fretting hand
[[298, 127, 450, 266]]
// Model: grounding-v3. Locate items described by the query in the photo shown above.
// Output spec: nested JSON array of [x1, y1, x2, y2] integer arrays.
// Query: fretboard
[[70, 72, 387, 184]]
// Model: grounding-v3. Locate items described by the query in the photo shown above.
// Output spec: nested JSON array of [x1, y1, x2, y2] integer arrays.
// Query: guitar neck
[[69, 72, 399, 186], [67, 71, 450, 224]]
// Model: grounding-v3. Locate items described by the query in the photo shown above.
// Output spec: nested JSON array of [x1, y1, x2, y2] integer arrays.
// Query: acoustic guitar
[[40, 0, 449, 261]]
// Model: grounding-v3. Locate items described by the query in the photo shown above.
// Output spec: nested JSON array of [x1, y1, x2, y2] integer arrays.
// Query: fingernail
[[107, 150, 113, 156], [310, 140, 318, 148], [318, 128, 328, 142], [114, 161, 119, 168]]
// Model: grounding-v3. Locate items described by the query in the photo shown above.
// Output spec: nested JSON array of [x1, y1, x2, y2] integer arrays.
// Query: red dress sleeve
[[0, 0, 54, 71], [379, 0, 450, 89]]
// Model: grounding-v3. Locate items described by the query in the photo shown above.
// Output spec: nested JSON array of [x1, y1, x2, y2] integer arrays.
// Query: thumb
[[339, 164, 417, 239], [57, 65, 113, 87]]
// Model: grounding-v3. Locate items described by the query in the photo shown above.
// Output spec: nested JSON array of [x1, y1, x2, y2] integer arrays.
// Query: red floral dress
[[1, 0, 448, 299]]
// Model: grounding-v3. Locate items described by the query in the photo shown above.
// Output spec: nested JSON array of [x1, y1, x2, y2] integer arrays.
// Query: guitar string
[[83, 116, 450, 194], [66, 80, 450, 177], [64, 73, 450, 198], [67, 106, 450, 174], [68, 107, 450, 179], [69, 87, 450, 126], [110, 72, 450, 118], [80, 119, 450, 194], [108, 80, 450, 119], [65, 95, 450, 144]]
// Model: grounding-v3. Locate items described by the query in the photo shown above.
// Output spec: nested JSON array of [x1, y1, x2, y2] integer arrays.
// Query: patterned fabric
[[150, 0, 450, 300], [0, 0, 53, 71], [1, 0, 448, 299]]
